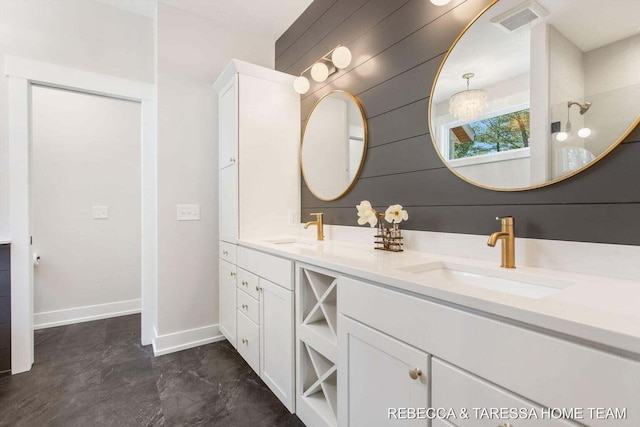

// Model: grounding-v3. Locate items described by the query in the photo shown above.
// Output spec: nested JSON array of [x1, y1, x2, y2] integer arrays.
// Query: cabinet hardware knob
[[242, 338, 248, 344], [498, 424, 514, 427], [256, 286, 261, 292], [230, 272, 235, 277], [242, 281, 247, 286], [223, 250, 228, 255], [230, 157, 236, 163], [242, 304, 248, 310], [409, 368, 422, 380]]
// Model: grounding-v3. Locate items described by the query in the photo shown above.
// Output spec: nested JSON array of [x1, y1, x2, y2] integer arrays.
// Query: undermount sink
[[396, 262, 574, 299]]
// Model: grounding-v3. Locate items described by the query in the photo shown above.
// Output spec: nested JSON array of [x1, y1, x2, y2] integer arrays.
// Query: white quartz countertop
[[239, 237, 640, 355]]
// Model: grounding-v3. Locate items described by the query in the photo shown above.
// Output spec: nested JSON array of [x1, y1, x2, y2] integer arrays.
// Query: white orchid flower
[[356, 200, 378, 227], [384, 204, 409, 224]]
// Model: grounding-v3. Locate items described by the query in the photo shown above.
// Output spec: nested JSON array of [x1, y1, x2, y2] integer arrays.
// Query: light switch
[[92, 206, 109, 219], [177, 204, 200, 221]]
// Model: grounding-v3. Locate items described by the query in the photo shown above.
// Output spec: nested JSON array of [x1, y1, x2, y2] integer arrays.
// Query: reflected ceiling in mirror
[[302, 90, 367, 201], [429, 0, 640, 191]]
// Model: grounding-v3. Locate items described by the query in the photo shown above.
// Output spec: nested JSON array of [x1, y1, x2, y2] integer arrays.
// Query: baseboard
[[153, 323, 225, 356], [33, 299, 141, 329]]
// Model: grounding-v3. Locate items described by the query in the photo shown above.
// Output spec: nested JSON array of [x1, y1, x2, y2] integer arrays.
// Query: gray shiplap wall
[[276, 0, 640, 245]]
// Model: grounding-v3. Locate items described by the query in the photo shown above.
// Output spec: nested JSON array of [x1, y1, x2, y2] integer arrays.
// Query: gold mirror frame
[[301, 90, 368, 201], [428, 0, 640, 192]]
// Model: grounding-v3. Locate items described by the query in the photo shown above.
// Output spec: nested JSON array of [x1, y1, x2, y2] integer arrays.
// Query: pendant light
[[449, 73, 488, 122]]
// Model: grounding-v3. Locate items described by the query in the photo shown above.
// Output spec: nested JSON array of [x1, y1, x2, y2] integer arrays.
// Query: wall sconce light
[[293, 45, 352, 94], [555, 100, 592, 142], [449, 73, 488, 122], [430, 0, 452, 5]]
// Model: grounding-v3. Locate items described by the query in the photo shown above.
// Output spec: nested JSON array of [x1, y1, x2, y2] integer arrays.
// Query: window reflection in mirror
[[430, 0, 640, 190]]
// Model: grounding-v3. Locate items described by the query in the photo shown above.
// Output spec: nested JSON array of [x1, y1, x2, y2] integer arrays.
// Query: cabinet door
[[219, 164, 238, 243], [237, 310, 260, 374], [218, 75, 238, 170], [260, 279, 295, 412], [338, 315, 430, 427], [219, 259, 237, 347]]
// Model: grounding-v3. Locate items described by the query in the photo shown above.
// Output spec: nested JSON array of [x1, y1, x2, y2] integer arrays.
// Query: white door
[[31, 86, 141, 327], [219, 259, 237, 347], [260, 278, 294, 412], [338, 315, 430, 427]]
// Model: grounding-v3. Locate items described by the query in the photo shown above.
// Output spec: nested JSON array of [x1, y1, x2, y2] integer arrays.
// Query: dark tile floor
[[0, 314, 305, 427]]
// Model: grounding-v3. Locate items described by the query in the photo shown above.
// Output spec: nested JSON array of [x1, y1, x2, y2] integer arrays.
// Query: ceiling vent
[[490, 0, 548, 33]]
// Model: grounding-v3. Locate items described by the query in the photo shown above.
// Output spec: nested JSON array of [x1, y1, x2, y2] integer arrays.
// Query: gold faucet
[[304, 212, 324, 241], [487, 216, 515, 268]]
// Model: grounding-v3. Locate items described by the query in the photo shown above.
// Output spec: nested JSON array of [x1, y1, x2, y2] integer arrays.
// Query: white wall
[[0, 0, 154, 239], [156, 4, 274, 341], [31, 86, 141, 326], [548, 25, 586, 178], [584, 33, 640, 155]]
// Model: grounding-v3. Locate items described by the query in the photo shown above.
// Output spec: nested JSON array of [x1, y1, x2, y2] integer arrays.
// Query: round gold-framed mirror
[[301, 90, 368, 201], [429, 0, 640, 191]]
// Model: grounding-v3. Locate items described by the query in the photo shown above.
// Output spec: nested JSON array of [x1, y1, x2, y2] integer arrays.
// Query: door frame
[[5, 55, 157, 374]]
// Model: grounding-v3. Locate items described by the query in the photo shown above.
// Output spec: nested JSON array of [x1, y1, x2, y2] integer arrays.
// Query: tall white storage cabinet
[[213, 60, 300, 410], [214, 59, 300, 243]]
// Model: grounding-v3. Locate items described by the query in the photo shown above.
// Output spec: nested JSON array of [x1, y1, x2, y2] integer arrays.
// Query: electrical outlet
[[92, 206, 109, 219], [177, 204, 200, 221]]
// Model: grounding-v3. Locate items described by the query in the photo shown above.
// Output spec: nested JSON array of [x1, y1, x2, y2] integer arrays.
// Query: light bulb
[[430, 0, 451, 5], [578, 127, 592, 138], [555, 132, 568, 142], [293, 76, 310, 94], [310, 62, 329, 82], [331, 46, 352, 69]]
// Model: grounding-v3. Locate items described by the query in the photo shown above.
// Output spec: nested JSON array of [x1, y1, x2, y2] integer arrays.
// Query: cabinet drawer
[[433, 420, 456, 427], [237, 246, 293, 290], [237, 311, 260, 374], [219, 241, 237, 264], [237, 288, 259, 325], [237, 268, 260, 300], [339, 277, 640, 427], [432, 358, 577, 427]]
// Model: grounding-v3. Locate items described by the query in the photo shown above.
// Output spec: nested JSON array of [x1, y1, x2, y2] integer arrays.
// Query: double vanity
[[221, 236, 640, 427], [212, 0, 640, 420]]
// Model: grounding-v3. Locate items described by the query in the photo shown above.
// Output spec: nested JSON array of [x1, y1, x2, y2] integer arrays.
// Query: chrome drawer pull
[[409, 368, 422, 380], [242, 338, 248, 344]]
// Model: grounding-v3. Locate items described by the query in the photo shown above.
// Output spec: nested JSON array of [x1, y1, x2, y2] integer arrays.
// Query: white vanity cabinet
[[213, 60, 299, 403], [213, 59, 300, 244], [219, 241, 238, 346], [236, 246, 296, 412], [338, 316, 430, 427], [338, 276, 640, 427]]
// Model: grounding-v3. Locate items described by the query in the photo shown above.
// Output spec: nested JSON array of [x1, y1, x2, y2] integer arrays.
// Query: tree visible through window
[[449, 109, 530, 160]]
